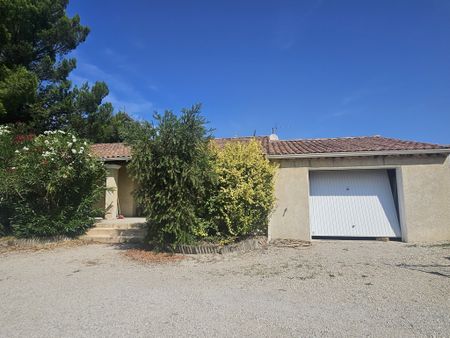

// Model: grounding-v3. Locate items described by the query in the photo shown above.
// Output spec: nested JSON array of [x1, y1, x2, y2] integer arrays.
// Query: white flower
[[23, 147, 29, 151], [67, 142, 73, 147], [0, 125, 10, 136], [15, 150, 20, 153], [71, 149, 77, 154]]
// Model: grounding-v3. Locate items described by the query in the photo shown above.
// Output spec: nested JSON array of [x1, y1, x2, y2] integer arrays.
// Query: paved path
[[0, 241, 449, 337]]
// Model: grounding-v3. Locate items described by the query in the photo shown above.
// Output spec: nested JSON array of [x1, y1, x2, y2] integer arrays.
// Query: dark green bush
[[128, 104, 216, 246], [0, 125, 21, 236]]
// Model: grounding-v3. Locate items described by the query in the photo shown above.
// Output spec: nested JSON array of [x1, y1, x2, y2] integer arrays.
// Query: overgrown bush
[[0, 128, 105, 238], [128, 105, 276, 247], [128, 105, 216, 246], [208, 139, 276, 238]]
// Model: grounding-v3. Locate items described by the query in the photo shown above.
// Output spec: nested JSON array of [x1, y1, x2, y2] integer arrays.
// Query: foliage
[[0, 128, 105, 237], [109, 111, 148, 144], [128, 104, 216, 246], [0, 0, 131, 142], [128, 106, 276, 247], [0, 66, 38, 119], [0, 125, 19, 235], [207, 139, 276, 238]]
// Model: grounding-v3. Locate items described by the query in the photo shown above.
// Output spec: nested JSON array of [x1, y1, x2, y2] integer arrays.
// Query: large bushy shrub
[[1, 129, 105, 238], [127, 106, 277, 247], [128, 105, 216, 246], [208, 139, 276, 238]]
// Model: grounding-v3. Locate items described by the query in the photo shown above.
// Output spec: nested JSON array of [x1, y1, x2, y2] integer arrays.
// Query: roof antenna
[[270, 126, 279, 141]]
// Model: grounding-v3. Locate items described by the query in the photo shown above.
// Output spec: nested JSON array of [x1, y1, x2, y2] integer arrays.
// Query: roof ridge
[[91, 142, 127, 146], [215, 136, 268, 140], [272, 135, 380, 142], [369, 135, 445, 147]]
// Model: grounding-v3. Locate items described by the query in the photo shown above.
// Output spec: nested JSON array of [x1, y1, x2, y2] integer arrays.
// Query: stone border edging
[[175, 237, 266, 254]]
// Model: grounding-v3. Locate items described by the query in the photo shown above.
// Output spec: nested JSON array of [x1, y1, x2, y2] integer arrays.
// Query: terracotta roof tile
[[268, 136, 449, 156], [90, 136, 449, 160], [90, 137, 269, 160], [90, 143, 131, 160]]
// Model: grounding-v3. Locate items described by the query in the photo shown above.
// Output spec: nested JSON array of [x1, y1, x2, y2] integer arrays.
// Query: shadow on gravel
[[396, 263, 450, 278]]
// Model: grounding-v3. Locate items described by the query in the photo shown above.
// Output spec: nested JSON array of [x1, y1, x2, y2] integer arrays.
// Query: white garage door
[[309, 170, 401, 238]]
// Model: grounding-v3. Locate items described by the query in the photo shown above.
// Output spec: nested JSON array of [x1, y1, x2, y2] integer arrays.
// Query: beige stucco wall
[[268, 154, 450, 243], [398, 156, 450, 242], [268, 163, 311, 241], [118, 165, 136, 217]]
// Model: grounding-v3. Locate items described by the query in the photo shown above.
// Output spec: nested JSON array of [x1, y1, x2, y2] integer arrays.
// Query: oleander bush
[[128, 105, 216, 246], [0, 127, 105, 238]]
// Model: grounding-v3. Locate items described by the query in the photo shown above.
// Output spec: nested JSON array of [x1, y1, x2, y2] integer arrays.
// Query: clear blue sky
[[67, 0, 450, 144]]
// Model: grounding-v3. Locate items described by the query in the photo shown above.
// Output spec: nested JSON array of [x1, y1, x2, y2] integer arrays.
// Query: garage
[[309, 169, 402, 238]]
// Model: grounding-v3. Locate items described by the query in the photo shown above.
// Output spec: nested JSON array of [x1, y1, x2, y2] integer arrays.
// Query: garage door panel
[[309, 170, 401, 237]]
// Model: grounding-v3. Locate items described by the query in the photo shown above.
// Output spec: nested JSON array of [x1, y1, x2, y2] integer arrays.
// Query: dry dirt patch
[[123, 248, 185, 264], [0, 236, 88, 254]]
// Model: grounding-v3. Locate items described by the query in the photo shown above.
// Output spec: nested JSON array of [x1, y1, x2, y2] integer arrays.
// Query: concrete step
[[81, 234, 144, 244], [94, 222, 146, 230], [95, 223, 146, 229], [85, 227, 146, 237], [84, 219, 148, 244]]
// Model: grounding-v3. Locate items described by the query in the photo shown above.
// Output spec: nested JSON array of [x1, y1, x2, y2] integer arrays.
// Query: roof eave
[[267, 148, 450, 160], [98, 156, 131, 162]]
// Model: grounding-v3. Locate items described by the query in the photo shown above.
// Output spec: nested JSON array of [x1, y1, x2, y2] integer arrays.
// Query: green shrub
[[0, 125, 23, 235], [3, 130, 105, 238], [207, 139, 276, 238], [128, 104, 216, 246], [127, 105, 277, 247]]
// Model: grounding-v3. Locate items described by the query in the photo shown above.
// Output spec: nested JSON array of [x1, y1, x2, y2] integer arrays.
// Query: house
[[91, 135, 450, 243]]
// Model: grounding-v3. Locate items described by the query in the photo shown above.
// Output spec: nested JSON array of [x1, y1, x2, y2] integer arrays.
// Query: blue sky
[[67, 0, 450, 144]]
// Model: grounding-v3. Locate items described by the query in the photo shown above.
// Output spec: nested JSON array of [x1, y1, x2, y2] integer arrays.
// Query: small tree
[[128, 104, 215, 246], [5, 130, 105, 237], [208, 139, 276, 238]]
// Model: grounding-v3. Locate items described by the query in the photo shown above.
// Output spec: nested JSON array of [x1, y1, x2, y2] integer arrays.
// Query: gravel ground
[[0, 240, 449, 337]]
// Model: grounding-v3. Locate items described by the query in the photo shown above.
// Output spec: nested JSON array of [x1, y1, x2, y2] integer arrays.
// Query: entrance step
[[81, 234, 144, 244], [84, 227, 146, 237], [82, 218, 147, 243]]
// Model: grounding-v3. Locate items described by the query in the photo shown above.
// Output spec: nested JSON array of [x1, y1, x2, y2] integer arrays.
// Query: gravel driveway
[[0, 240, 449, 337]]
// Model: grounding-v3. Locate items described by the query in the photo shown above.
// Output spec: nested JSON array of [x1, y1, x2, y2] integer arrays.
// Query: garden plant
[[128, 105, 276, 248], [0, 127, 105, 237]]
